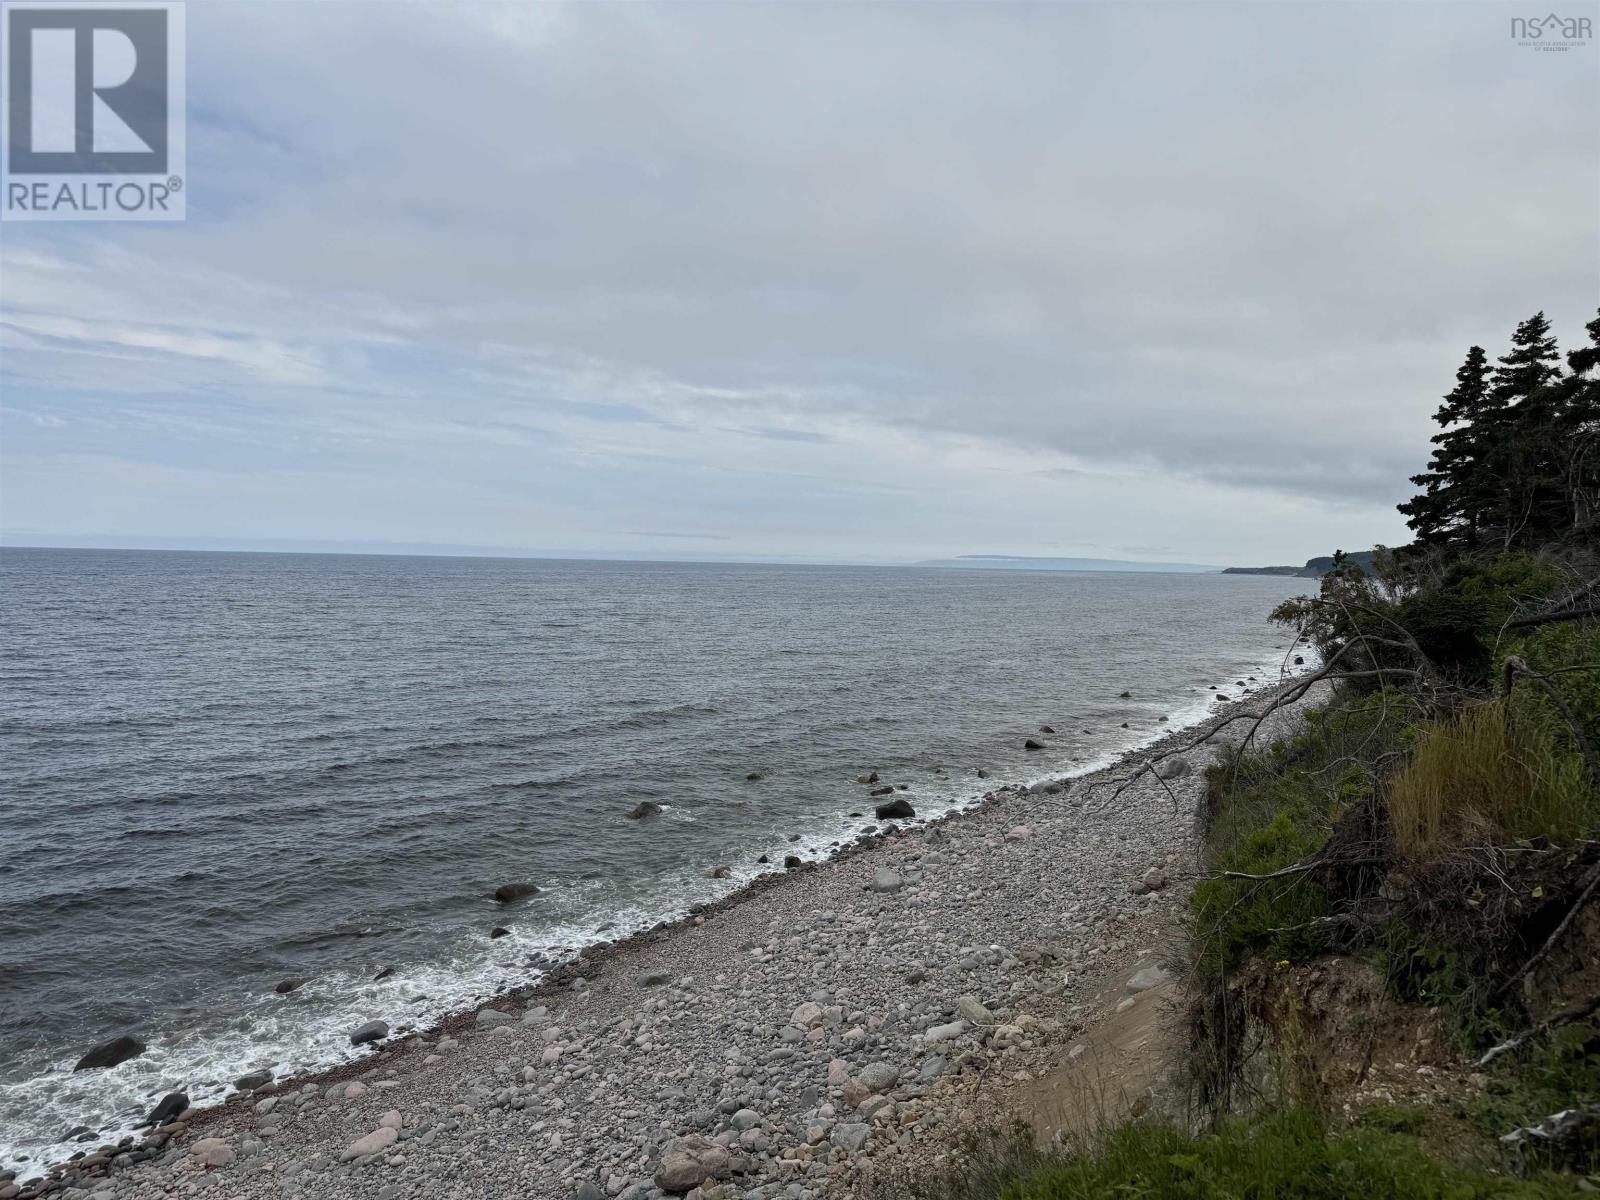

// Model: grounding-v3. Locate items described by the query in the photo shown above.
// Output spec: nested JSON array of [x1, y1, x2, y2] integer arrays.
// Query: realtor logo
[[2, 1, 185, 219]]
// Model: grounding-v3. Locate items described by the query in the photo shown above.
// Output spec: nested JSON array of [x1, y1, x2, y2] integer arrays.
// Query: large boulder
[[73, 1035, 145, 1072], [273, 977, 307, 995], [1154, 758, 1190, 781], [142, 1092, 188, 1128], [493, 882, 540, 904], [1023, 739, 1046, 751], [653, 1134, 729, 1193], [874, 797, 915, 820], [349, 1019, 389, 1046], [626, 801, 661, 820], [234, 1069, 273, 1092]]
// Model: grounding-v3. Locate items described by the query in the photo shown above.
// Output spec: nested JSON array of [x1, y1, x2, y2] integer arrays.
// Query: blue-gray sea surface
[[0, 548, 1307, 1166]]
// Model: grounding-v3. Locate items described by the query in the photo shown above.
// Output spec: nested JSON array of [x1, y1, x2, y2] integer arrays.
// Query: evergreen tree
[[1399, 346, 1492, 546], [1483, 313, 1563, 547], [1399, 310, 1597, 552]]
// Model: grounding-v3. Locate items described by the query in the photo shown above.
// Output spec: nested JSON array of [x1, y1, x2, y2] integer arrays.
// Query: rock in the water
[[490, 926, 511, 938], [1215, 693, 1230, 702], [707, 864, 732, 879], [349, 1019, 389, 1046], [493, 882, 540, 904], [856, 771, 880, 784], [653, 1134, 729, 1193], [73, 1035, 145, 1072], [626, 801, 662, 820], [1294, 655, 1305, 665], [340, 1126, 399, 1162], [870, 867, 903, 893], [142, 1092, 188, 1128], [1120, 690, 1133, 698], [874, 797, 915, 820], [373, 966, 395, 981], [745, 771, 763, 781], [1038, 724, 1056, 734], [1127, 964, 1172, 992], [784, 855, 803, 869], [273, 978, 307, 995], [234, 1069, 273, 1092], [1023, 738, 1045, 751], [1154, 758, 1190, 781]]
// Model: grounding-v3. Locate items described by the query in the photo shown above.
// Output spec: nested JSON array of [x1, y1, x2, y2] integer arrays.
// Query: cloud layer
[[2, 1, 1596, 563]]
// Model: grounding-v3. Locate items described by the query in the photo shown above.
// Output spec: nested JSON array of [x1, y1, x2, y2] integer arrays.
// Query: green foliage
[[912, 1110, 1568, 1200], [1399, 308, 1600, 552], [1190, 694, 1413, 984], [1465, 1021, 1600, 1172]]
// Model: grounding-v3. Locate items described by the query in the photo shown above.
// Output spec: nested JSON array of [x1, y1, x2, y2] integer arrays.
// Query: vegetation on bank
[[905, 309, 1600, 1197]]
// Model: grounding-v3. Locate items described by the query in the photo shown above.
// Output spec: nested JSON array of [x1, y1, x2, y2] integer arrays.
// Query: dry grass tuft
[[1386, 700, 1590, 859]]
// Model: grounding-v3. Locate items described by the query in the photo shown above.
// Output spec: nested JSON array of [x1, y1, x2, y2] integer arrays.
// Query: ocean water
[[0, 549, 1307, 1169]]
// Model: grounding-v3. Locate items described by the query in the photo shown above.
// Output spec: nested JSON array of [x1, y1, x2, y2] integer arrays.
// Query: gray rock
[[1126, 965, 1172, 993], [493, 882, 540, 903], [874, 798, 915, 821], [340, 1127, 398, 1162], [856, 1062, 898, 1093], [955, 995, 993, 1026], [830, 1123, 871, 1152], [653, 1135, 729, 1193], [234, 1069, 273, 1092], [475, 1008, 516, 1029], [73, 1035, 145, 1072], [870, 867, 903, 894], [1154, 758, 1190, 781], [349, 1020, 389, 1046]]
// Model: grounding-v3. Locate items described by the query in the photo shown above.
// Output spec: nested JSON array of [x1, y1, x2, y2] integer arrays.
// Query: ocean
[[0, 548, 1306, 1168]]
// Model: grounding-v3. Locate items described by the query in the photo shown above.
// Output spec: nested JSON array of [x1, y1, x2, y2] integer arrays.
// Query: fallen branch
[[1478, 993, 1600, 1067]]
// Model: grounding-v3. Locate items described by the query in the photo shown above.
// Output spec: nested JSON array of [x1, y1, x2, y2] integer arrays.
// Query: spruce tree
[[1398, 345, 1491, 547]]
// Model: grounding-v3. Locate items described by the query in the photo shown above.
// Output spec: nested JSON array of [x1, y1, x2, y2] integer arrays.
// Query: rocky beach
[[4, 677, 1324, 1200]]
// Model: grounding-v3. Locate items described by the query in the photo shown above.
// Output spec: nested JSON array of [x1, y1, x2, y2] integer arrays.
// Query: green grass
[[911, 1110, 1572, 1200], [1465, 1021, 1600, 1173]]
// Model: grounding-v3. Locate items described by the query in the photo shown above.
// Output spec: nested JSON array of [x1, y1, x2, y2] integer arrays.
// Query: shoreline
[[176, 662, 1314, 1124], [8, 666, 1324, 1198]]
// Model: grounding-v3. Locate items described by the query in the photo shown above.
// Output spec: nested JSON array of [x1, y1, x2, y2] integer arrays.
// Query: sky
[[1, 1, 1596, 567]]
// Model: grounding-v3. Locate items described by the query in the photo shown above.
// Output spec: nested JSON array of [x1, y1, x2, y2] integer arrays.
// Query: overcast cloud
[[1, 0, 1596, 565]]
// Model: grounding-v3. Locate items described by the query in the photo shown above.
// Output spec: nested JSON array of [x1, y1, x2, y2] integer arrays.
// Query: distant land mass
[[914, 555, 1222, 573], [1222, 549, 1380, 578]]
